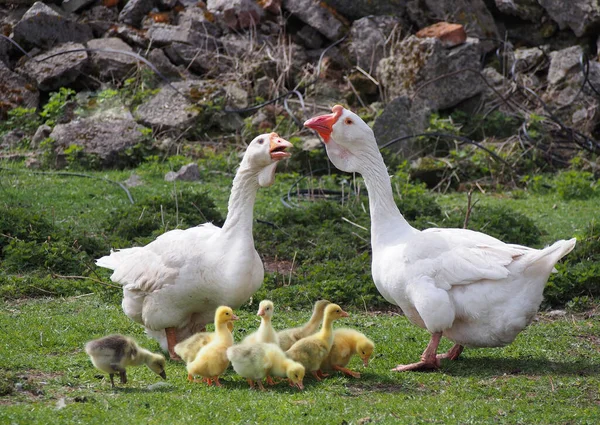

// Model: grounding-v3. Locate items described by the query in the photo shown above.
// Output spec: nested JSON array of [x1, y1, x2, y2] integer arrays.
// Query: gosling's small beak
[[160, 370, 167, 379], [231, 314, 240, 321], [269, 133, 293, 160], [296, 381, 304, 391], [362, 358, 369, 367], [257, 310, 265, 317], [340, 310, 349, 317], [304, 105, 344, 143]]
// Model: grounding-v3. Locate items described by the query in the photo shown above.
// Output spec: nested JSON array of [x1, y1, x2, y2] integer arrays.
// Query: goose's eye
[[258, 138, 265, 145], [226, 312, 230, 315], [344, 118, 353, 125]]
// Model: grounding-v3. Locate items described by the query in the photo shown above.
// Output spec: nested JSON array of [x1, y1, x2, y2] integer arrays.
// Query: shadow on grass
[[441, 356, 600, 377]]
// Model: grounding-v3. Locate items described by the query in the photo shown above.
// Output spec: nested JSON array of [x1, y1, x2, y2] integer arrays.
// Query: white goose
[[305, 105, 576, 371], [96, 133, 292, 359]]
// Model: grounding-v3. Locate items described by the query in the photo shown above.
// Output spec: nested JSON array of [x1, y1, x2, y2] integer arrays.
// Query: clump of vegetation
[[545, 220, 600, 306], [554, 170, 597, 200], [105, 187, 223, 244]]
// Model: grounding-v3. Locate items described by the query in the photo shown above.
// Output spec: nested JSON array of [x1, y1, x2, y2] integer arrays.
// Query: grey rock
[[406, 0, 499, 53], [147, 48, 183, 80], [118, 0, 155, 28], [31, 124, 52, 148], [210, 111, 245, 132], [378, 35, 484, 111], [296, 25, 324, 49], [87, 37, 138, 81], [320, 0, 406, 20], [148, 23, 220, 46], [207, 0, 264, 30], [225, 83, 248, 109], [538, 0, 600, 37], [511, 46, 547, 74], [135, 80, 223, 130], [25, 157, 42, 169], [106, 24, 150, 48], [0, 61, 39, 117], [81, 5, 119, 37], [13, 1, 93, 49], [50, 114, 147, 166], [0, 34, 10, 67], [158, 0, 178, 8], [545, 309, 566, 318], [62, 0, 96, 14], [17, 42, 88, 91], [1, 129, 26, 150], [124, 173, 144, 187], [177, 6, 221, 36], [164, 43, 228, 76], [494, 0, 544, 21], [349, 15, 403, 75], [547, 45, 583, 86], [372, 96, 431, 158], [282, 0, 344, 41], [164, 163, 200, 182], [254, 76, 274, 98]]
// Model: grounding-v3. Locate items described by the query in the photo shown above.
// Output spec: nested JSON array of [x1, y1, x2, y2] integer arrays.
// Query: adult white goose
[[305, 105, 576, 371], [96, 133, 292, 359]]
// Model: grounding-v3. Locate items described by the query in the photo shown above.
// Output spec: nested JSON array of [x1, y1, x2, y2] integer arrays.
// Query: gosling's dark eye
[[258, 138, 265, 145], [344, 118, 353, 125]]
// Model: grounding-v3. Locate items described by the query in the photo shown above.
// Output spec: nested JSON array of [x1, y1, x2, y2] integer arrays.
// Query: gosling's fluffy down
[[227, 343, 305, 390], [186, 306, 238, 386], [277, 299, 330, 351], [286, 303, 348, 379], [242, 300, 278, 345], [320, 328, 374, 378], [85, 334, 166, 387], [174, 321, 234, 363]]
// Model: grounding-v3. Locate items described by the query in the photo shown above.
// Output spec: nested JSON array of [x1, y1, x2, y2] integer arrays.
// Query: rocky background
[[1, 0, 599, 175]]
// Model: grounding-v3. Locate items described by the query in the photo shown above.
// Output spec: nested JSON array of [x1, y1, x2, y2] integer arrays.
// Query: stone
[[547, 45, 583, 86], [177, 5, 221, 36], [25, 157, 42, 169], [258, 0, 281, 14], [254, 76, 274, 98], [164, 163, 200, 182], [105, 24, 150, 48], [80, 5, 119, 37], [148, 23, 220, 46], [377, 35, 484, 111], [17, 42, 88, 92], [220, 33, 261, 57], [210, 111, 245, 132], [537, 0, 600, 37], [494, 0, 545, 21], [0, 61, 39, 119], [62, 0, 96, 14], [124, 173, 143, 187], [416, 22, 467, 48], [302, 137, 322, 151], [118, 0, 155, 28], [372, 96, 431, 158], [207, 0, 265, 30], [87, 37, 138, 81], [320, 0, 405, 21], [225, 83, 248, 109], [135, 80, 224, 130], [164, 43, 228, 76], [49, 114, 147, 166], [147, 48, 183, 80], [31, 124, 52, 148], [1, 129, 26, 150], [406, 0, 499, 52], [13, 1, 93, 50], [511, 46, 547, 73], [282, 0, 344, 41], [296, 25, 324, 50], [349, 15, 403, 75]]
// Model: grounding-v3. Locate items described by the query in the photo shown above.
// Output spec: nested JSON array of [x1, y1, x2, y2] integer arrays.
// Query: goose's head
[[257, 299, 274, 319], [148, 353, 167, 379], [357, 338, 375, 367], [215, 306, 239, 325], [324, 303, 349, 321], [286, 362, 305, 390], [304, 105, 375, 174], [243, 132, 293, 187]]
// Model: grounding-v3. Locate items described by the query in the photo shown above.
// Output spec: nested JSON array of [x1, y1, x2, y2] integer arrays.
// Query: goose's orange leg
[[392, 332, 442, 372], [165, 327, 181, 360], [333, 365, 361, 378]]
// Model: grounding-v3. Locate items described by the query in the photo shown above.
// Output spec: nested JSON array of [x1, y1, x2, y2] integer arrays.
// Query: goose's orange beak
[[231, 314, 239, 321], [269, 133, 293, 160], [304, 105, 344, 143]]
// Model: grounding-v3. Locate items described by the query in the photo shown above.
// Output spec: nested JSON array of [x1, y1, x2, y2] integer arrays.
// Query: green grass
[[0, 295, 599, 424]]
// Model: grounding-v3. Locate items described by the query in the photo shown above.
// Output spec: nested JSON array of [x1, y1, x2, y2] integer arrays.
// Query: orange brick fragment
[[416, 22, 467, 47]]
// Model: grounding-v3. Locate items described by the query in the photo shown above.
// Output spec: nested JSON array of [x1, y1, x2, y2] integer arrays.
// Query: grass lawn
[[1, 295, 599, 424], [1, 162, 599, 424]]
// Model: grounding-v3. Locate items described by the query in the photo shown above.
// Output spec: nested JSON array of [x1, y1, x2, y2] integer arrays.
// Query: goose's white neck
[[221, 164, 260, 242], [356, 146, 413, 247]]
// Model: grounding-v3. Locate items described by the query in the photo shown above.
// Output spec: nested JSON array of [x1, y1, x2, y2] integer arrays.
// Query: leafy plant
[[554, 170, 597, 200], [39, 88, 76, 127]]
